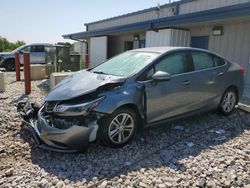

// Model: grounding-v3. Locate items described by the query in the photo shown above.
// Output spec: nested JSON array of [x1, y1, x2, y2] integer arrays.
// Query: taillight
[[240, 66, 245, 73]]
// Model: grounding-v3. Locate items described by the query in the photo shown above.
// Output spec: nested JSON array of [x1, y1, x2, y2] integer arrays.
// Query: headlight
[[53, 96, 105, 117]]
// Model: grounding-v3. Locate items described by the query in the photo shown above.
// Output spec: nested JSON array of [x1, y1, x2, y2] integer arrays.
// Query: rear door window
[[30, 45, 45, 53], [35, 45, 45, 52], [191, 52, 214, 71]]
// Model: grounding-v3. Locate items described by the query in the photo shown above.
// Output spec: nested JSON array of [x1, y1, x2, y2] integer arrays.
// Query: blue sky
[[0, 0, 179, 44]]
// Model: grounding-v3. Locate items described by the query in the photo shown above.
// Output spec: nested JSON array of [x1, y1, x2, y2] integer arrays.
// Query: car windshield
[[12, 45, 27, 53], [91, 51, 159, 77]]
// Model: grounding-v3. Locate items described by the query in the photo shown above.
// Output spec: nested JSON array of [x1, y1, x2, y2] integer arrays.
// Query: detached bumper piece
[[23, 121, 79, 153], [19, 100, 100, 153]]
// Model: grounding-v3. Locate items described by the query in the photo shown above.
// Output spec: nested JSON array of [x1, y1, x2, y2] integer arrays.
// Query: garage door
[[90, 36, 108, 67]]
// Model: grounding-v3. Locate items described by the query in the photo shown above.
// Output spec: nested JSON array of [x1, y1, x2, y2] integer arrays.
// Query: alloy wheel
[[222, 91, 236, 113], [108, 113, 135, 144]]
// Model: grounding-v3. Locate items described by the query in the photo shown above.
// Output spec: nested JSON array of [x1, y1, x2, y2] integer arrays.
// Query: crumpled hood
[[45, 70, 126, 101]]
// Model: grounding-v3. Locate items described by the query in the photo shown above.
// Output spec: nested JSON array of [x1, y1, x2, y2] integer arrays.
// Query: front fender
[[94, 82, 145, 116]]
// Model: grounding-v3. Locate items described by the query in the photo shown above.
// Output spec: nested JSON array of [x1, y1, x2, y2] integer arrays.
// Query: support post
[[15, 52, 21, 81], [79, 54, 83, 70], [24, 52, 31, 95]]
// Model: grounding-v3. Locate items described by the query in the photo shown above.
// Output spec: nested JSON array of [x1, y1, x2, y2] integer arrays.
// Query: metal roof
[[63, 2, 250, 40], [84, 0, 195, 26]]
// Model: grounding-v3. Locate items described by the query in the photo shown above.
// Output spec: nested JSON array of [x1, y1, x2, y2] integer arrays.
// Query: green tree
[[0, 37, 25, 52]]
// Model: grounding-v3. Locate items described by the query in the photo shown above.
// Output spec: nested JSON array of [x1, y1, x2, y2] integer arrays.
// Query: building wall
[[89, 36, 108, 67], [108, 33, 146, 58], [108, 35, 134, 57], [146, 29, 190, 47], [190, 21, 250, 85], [179, 0, 250, 14], [87, 0, 250, 31], [87, 7, 174, 31]]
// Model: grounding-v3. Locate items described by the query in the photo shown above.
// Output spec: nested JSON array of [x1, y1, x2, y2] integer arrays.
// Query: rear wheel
[[99, 108, 138, 147], [218, 88, 238, 115]]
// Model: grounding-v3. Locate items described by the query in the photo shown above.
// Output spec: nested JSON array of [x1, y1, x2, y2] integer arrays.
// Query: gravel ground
[[0, 72, 249, 188]]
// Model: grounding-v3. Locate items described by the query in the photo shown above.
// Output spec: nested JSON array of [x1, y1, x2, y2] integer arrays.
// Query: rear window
[[191, 52, 214, 71], [213, 56, 226, 66]]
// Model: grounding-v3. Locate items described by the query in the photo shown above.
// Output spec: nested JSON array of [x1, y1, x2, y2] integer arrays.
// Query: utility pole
[[0, 36, 4, 52], [0, 36, 2, 52], [156, 3, 161, 19]]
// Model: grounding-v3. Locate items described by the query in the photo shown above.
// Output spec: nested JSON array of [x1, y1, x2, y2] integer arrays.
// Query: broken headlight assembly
[[52, 96, 105, 117]]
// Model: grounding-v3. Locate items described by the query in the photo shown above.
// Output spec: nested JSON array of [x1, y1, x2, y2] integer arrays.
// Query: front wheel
[[4, 60, 15, 71], [218, 89, 238, 115], [99, 108, 138, 147]]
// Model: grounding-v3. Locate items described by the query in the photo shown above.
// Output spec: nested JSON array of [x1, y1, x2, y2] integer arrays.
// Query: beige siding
[[170, 29, 190, 47], [87, 6, 174, 31], [146, 29, 190, 47], [179, 0, 250, 14]]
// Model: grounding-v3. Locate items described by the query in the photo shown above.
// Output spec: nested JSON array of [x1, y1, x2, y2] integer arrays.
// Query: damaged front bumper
[[29, 105, 100, 152]]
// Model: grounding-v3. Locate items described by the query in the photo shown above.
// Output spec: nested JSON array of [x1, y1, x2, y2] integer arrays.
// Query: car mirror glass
[[152, 71, 172, 81]]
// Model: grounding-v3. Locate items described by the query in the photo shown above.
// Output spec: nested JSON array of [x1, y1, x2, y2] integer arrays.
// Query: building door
[[191, 36, 209, 50], [139, 40, 145, 48]]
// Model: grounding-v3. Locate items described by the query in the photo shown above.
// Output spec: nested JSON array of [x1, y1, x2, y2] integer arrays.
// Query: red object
[[24, 52, 31, 95], [15, 53, 21, 81], [240, 66, 245, 73], [85, 54, 89, 68]]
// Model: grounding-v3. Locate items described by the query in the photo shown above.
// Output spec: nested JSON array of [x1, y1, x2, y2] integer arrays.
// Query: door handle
[[183, 80, 191, 85], [217, 72, 224, 76]]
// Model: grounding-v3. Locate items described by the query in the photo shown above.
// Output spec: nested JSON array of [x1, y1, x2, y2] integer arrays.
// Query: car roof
[[28, 43, 54, 46], [131, 47, 211, 54]]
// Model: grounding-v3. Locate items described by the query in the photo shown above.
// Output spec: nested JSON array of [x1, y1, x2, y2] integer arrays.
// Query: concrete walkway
[[242, 86, 250, 103], [239, 86, 250, 112]]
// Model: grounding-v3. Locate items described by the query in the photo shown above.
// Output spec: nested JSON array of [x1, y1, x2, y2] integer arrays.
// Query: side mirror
[[152, 71, 172, 81], [19, 50, 24, 54]]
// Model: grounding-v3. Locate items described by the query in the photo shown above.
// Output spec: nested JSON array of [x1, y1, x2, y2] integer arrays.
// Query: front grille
[[51, 118, 76, 129], [44, 102, 57, 113]]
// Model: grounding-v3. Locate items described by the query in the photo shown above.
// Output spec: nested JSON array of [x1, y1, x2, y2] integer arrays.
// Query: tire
[[98, 107, 138, 148], [218, 88, 238, 116], [4, 59, 15, 71]]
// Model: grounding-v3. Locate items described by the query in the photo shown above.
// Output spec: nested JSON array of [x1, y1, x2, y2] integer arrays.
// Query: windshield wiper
[[93, 71, 107, 75]]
